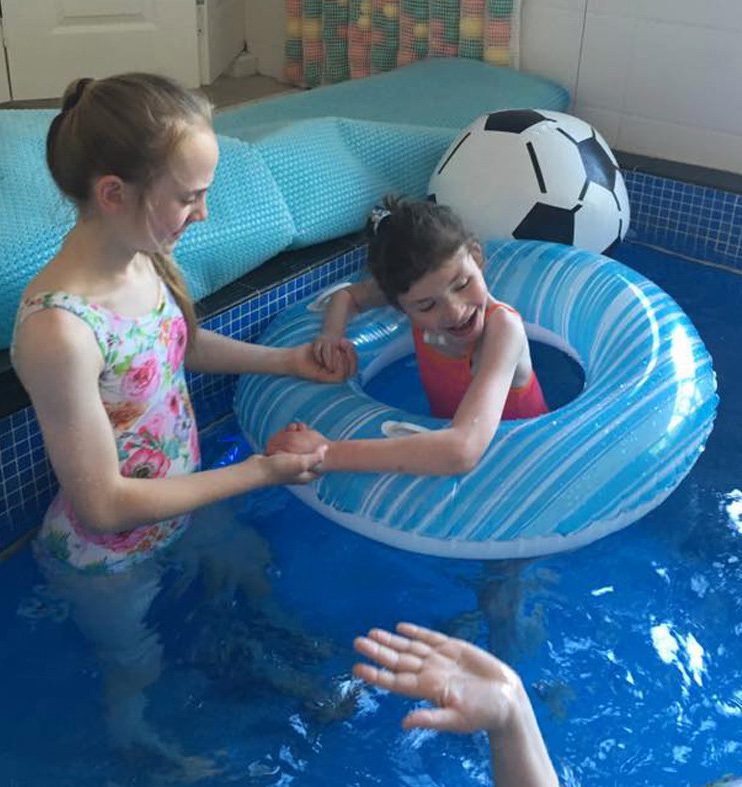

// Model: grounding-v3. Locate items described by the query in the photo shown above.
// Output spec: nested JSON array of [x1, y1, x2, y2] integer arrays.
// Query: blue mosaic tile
[[0, 406, 56, 546], [624, 171, 742, 269]]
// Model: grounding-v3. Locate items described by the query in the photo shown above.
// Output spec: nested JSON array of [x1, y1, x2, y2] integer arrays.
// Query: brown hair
[[366, 195, 480, 306], [46, 72, 214, 346]]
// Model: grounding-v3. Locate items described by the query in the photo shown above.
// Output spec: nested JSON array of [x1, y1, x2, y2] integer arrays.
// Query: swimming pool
[[1, 241, 740, 786]]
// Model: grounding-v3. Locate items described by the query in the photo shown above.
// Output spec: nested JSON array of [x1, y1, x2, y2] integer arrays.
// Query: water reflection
[[723, 489, 742, 534], [650, 621, 706, 690]]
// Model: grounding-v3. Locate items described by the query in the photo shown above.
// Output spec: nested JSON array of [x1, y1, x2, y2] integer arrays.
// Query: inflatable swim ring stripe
[[235, 240, 718, 559]]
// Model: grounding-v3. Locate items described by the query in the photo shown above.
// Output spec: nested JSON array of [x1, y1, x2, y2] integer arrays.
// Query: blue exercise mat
[[215, 58, 570, 141]]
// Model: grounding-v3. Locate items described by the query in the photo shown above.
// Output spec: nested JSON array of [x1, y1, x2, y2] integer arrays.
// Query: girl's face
[[397, 245, 489, 345], [139, 126, 219, 252]]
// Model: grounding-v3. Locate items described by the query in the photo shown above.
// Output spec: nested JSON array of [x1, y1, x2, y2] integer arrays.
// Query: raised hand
[[353, 622, 559, 787], [353, 622, 521, 734]]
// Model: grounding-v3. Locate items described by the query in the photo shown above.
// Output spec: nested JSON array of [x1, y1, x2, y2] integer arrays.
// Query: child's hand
[[247, 444, 326, 487], [353, 622, 524, 736], [311, 335, 358, 378], [292, 341, 357, 382], [266, 422, 328, 457]]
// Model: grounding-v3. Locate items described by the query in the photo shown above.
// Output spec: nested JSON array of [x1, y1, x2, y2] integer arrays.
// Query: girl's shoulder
[[481, 300, 526, 348], [13, 289, 110, 366], [485, 297, 520, 319], [18, 252, 96, 318], [16, 289, 106, 329]]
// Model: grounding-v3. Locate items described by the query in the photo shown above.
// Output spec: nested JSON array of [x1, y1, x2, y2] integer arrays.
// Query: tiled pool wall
[[1, 171, 741, 550], [624, 170, 742, 267]]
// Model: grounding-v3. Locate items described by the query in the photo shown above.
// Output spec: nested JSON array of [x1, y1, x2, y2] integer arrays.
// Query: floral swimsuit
[[13, 284, 199, 574]]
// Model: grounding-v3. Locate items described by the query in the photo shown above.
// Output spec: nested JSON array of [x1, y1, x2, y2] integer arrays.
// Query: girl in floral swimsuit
[[16, 287, 201, 570], [11, 73, 347, 774]]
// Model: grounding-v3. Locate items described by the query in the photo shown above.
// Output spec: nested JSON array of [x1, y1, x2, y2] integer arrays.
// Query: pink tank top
[[412, 301, 549, 420]]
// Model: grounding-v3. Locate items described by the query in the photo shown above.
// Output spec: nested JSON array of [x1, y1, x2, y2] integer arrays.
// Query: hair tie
[[62, 78, 93, 113], [369, 206, 392, 236]]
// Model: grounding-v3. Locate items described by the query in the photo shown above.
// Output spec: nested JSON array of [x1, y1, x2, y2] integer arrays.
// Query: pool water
[[1, 242, 741, 786]]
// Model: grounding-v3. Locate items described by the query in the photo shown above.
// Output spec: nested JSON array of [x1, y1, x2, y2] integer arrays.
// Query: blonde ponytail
[[151, 253, 198, 349]]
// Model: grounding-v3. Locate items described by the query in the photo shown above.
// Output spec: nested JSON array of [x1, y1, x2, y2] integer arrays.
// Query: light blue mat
[[0, 110, 74, 351], [0, 59, 569, 350], [254, 118, 453, 248], [215, 58, 570, 141]]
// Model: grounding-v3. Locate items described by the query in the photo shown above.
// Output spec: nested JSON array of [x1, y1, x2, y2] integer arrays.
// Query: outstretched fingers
[[396, 622, 506, 679], [353, 634, 425, 670], [358, 627, 434, 660], [352, 659, 433, 701], [353, 625, 459, 708], [395, 622, 450, 647]]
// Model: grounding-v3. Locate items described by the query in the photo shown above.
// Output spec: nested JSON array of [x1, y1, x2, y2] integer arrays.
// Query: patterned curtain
[[285, 0, 521, 88]]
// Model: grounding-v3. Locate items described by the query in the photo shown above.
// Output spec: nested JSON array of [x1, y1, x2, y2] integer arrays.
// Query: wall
[[244, 0, 286, 80], [520, 0, 742, 175], [520, 0, 584, 100], [242, 1, 742, 174], [200, 0, 247, 84]]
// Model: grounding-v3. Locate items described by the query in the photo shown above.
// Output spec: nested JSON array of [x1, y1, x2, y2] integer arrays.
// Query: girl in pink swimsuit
[[413, 299, 547, 420], [268, 196, 548, 476], [11, 73, 345, 774]]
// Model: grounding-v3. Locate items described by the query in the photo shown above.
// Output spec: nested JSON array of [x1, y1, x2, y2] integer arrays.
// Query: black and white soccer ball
[[428, 109, 630, 253]]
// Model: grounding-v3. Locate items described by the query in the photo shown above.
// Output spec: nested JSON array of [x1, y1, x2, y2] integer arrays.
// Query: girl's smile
[[446, 307, 481, 338], [397, 246, 489, 346]]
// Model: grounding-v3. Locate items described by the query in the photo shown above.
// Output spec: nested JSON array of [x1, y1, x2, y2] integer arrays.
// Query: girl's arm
[[319, 278, 387, 337], [186, 327, 353, 382], [13, 310, 326, 534], [313, 279, 387, 373], [316, 308, 526, 475], [269, 310, 525, 475]]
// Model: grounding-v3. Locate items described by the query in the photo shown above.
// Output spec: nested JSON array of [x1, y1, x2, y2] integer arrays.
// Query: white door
[[2, 0, 200, 101]]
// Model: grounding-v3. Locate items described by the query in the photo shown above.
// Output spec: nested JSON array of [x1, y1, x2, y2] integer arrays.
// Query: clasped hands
[[293, 335, 357, 384], [266, 422, 328, 472], [266, 334, 350, 469]]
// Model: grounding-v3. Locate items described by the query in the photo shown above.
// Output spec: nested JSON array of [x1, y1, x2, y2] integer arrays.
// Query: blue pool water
[[1, 242, 741, 786]]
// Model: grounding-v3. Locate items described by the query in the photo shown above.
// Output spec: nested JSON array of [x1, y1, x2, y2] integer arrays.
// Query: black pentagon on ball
[[484, 109, 551, 134], [577, 133, 617, 191], [513, 203, 582, 245], [426, 193, 437, 203]]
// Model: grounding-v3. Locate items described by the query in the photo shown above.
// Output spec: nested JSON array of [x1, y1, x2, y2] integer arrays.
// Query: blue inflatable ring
[[235, 239, 718, 559]]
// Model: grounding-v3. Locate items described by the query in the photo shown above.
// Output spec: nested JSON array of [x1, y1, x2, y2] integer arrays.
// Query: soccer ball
[[428, 109, 630, 253]]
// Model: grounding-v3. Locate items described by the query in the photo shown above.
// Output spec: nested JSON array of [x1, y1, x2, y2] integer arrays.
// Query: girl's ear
[[93, 174, 127, 214]]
